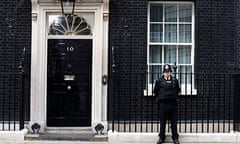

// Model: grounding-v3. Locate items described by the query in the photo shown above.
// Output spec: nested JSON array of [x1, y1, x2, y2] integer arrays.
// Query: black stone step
[[25, 133, 108, 141]]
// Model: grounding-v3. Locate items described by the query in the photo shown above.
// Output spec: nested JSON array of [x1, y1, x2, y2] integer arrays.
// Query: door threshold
[[25, 132, 108, 141], [45, 127, 93, 134]]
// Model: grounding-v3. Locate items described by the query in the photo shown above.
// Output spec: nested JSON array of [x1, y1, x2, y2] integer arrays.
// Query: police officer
[[154, 64, 180, 144]]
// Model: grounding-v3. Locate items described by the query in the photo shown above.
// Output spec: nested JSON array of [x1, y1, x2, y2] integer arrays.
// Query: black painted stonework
[[0, 0, 31, 120], [108, 0, 238, 122], [234, 0, 240, 69]]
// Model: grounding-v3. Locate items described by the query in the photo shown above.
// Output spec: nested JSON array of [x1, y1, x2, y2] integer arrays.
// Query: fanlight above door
[[48, 15, 92, 35]]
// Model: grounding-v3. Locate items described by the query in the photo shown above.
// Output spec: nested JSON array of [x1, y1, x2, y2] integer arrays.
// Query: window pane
[[178, 66, 192, 84], [179, 4, 192, 22], [150, 24, 163, 42], [165, 24, 177, 42], [150, 4, 163, 22], [49, 16, 67, 35], [164, 4, 177, 22], [164, 45, 176, 63], [179, 24, 192, 43], [150, 45, 162, 63], [178, 45, 191, 64], [149, 65, 162, 83], [148, 2, 194, 87]]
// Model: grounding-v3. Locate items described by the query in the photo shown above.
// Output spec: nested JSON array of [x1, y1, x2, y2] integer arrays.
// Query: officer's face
[[163, 71, 171, 78]]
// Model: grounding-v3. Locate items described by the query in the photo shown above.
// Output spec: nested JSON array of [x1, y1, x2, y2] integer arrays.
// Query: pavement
[[1, 130, 239, 144], [0, 141, 238, 144]]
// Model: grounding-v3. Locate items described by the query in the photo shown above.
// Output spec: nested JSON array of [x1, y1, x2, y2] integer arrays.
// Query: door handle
[[67, 85, 71, 90]]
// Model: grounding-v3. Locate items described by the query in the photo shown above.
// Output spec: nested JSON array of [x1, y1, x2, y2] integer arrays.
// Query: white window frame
[[145, 1, 197, 96]]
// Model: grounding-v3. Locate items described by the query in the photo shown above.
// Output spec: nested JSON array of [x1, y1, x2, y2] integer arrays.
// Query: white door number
[[66, 46, 74, 52]]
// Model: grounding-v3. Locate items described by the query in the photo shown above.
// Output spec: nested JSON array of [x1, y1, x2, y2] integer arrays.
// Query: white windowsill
[[143, 84, 197, 96]]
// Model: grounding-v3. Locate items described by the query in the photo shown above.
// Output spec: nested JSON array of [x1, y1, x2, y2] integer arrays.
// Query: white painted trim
[[102, 9, 109, 126], [47, 35, 93, 39], [144, 83, 197, 96], [30, 1, 108, 132], [91, 3, 104, 127], [146, 1, 196, 96]]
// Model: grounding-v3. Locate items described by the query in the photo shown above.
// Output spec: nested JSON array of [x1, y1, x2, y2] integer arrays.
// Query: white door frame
[[31, 1, 109, 132]]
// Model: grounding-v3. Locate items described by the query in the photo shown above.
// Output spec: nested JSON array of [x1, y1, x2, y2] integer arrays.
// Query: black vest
[[157, 77, 178, 99]]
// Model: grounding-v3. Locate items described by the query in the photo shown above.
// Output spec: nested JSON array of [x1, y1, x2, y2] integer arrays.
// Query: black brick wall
[[109, 0, 149, 121], [234, 0, 240, 69], [108, 0, 237, 122], [0, 0, 31, 71], [195, 0, 235, 72], [0, 0, 31, 120]]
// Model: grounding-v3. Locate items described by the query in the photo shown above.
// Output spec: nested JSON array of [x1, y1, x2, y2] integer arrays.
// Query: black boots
[[173, 138, 180, 144], [156, 138, 164, 144], [157, 137, 180, 144]]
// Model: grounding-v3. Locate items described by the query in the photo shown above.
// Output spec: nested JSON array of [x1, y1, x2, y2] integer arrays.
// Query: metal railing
[[0, 73, 25, 131], [0, 48, 27, 131], [108, 72, 240, 133], [0, 0, 29, 131]]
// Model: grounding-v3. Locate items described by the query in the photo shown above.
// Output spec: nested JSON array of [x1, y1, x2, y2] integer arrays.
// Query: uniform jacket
[[154, 75, 180, 100]]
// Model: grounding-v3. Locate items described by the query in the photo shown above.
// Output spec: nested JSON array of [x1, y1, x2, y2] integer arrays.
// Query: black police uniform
[[154, 75, 180, 144]]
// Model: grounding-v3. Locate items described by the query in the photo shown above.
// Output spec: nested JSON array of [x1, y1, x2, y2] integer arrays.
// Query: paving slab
[[0, 141, 238, 144]]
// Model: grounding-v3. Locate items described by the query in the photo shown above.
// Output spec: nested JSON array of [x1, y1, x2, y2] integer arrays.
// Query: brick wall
[[108, 0, 237, 123], [0, 0, 31, 72], [0, 0, 31, 121], [234, 0, 240, 69], [195, 0, 235, 72], [109, 0, 149, 121]]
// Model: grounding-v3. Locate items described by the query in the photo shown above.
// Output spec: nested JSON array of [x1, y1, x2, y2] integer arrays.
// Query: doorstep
[[25, 132, 108, 141], [25, 127, 108, 141]]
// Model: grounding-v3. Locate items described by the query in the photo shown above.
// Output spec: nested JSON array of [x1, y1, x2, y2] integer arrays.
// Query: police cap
[[163, 64, 172, 73]]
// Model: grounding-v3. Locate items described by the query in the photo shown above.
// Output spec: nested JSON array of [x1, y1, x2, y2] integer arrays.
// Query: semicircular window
[[49, 15, 92, 35]]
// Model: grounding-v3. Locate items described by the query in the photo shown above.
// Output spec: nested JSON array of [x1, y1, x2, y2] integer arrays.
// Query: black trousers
[[159, 101, 179, 140]]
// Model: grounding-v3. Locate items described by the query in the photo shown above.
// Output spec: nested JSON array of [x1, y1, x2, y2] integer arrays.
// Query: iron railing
[[0, 0, 29, 131], [0, 48, 27, 131], [109, 72, 240, 133], [0, 73, 25, 131]]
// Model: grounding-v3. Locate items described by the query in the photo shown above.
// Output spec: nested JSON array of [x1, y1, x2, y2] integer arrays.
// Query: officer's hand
[[155, 96, 160, 102]]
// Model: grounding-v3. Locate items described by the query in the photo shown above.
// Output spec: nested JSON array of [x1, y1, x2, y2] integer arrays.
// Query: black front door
[[47, 39, 92, 126]]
